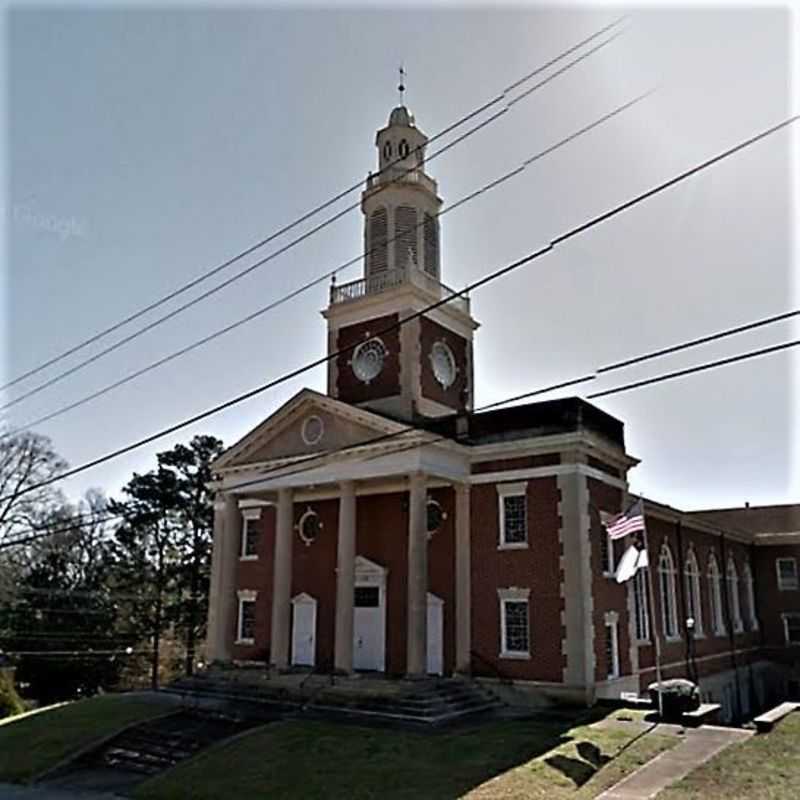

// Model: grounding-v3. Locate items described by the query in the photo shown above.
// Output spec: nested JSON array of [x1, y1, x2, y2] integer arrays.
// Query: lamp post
[[686, 617, 697, 685]]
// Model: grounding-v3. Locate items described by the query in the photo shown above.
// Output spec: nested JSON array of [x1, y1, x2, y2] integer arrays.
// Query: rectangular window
[[605, 622, 619, 679], [240, 518, 259, 559], [499, 491, 528, 548], [783, 613, 800, 644], [501, 599, 530, 657], [237, 599, 256, 643], [777, 558, 798, 591]]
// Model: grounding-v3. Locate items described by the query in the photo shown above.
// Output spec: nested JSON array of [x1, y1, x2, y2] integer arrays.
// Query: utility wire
[[1, 305, 797, 553], [0, 19, 625, 402], [0, 114, 794, 506], [6, 91, 650, 436]]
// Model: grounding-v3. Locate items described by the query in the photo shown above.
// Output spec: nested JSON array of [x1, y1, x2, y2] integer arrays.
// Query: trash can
[[648, 678, 700, 721]]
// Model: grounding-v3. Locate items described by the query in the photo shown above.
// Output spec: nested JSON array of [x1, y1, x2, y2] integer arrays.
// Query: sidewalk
[[596, 725, 752, 799]]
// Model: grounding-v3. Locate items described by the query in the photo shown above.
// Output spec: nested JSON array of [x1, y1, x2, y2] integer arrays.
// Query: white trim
[[236, 591, 258, 645], [498, 588, 531, 659], [497, 483, 528, 549], [658, 542, 679, 640], [601, 528, 615, 577], [684, 548, 704, 637], [708, 553, 726, 637], [727, 556, 743, 634], [603, 613, 620, 680], [472, 463, 628, 490], [290, 593, 317, 667], [301, 415, 325, 446], [776, 557, 799, 591], [781, 612, 800, 645], [238, 498, 275, 510], [743, 563, 759, 631], [239, 516, 259, 560]]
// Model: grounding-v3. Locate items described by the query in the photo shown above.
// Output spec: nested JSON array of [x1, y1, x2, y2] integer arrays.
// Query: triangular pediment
[[212, 389, 406, 471]]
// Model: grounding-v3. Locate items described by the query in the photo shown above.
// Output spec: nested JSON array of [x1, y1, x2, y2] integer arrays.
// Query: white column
[[334, 480, 357, 674], [206, 494, 240, 664], [270, 487, 294, 670], [406, 472, 428, 677], [455, 483, 472, 673]]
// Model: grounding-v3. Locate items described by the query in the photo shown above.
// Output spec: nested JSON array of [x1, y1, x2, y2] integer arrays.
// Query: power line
[[0, 113, 794, 505], [1, 307, 797, 555], [7, 91, 650, 436], [0, 20, 625, 404]]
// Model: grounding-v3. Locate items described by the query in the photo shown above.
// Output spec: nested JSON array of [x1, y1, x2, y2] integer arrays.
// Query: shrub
[[0, 668, 24, 718]]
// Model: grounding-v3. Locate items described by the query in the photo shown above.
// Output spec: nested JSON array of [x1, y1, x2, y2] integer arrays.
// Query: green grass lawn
[[0, 693, 174, 783], [135, 709, 676, 800], [660, 712, 800, 800]]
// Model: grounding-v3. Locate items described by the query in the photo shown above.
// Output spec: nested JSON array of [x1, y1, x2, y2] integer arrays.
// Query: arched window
[[394, 205, 418, 270], [368, 207, 388, 274], [708, 554, 725, 635], [727, 556, 743, 633], [658, 544, 679, 639], [633, 567, 650, 642], [743, 562, 758, 631], [684, 549, 704, 636]]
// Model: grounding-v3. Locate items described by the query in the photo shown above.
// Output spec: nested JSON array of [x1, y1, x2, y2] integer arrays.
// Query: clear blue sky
[[2, 5, 797, 510]]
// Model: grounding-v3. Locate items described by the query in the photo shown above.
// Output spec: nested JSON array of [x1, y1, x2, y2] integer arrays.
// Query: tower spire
[[398, 64, 406, 105]]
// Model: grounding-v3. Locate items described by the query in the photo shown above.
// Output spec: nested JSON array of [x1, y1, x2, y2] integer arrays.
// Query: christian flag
[[602, 498, 646, 540]]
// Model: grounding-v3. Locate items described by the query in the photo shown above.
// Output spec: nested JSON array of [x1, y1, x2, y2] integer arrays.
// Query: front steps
[[166, 672, 504, 727]]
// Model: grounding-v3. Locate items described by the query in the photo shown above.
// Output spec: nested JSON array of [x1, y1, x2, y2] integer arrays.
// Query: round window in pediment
[[297, 508, 322, 546], [352, 338, 386, 384], [301, 415, 324, 446]]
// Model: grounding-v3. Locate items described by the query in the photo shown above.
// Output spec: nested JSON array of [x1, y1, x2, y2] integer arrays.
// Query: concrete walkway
[[596, 725, 753, 799]]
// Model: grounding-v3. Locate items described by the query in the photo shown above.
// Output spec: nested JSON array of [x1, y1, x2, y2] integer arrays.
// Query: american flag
[[602, 498, 645, 540]]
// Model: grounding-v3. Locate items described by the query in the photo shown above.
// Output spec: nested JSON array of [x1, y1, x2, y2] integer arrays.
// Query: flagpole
[[641, 497, 664, 719]]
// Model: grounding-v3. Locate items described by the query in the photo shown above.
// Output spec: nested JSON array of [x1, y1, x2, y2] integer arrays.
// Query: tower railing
[[329, 266, 470, 315]]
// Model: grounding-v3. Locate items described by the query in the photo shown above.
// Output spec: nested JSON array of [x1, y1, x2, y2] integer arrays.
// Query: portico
[[206, 392, 473, 678]]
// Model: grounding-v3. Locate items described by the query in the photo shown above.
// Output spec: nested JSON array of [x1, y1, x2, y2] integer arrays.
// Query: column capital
[[454, 482, 471, 497], [339, 479, 356, 492]]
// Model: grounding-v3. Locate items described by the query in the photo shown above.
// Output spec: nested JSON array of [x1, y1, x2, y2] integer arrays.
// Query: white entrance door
[[291, 594, 316, 667], [352, 556, 387, 672], [427, 594, 444, 676]]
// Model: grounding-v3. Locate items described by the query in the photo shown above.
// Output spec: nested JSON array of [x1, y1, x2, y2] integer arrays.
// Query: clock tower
[[323, 104, 478, 423]]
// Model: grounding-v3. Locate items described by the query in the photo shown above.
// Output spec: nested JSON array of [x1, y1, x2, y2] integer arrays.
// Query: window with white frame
[[743, 563, 758, 630], [601, 529, 615, 576], [236, 590, 257, 644], [684, 549, 704, 636], [240, 513, 260, 559], [658, 544, 679, 639], [497, 483, 528, 548], [782, 613, 800, 645], [777, 558, 799, 591], [604, 611, 620, 680], [708, 554, 726, 636], [633, 567, 650, 642], [727, 556, 743, 633], [498, 588, 530, 658]]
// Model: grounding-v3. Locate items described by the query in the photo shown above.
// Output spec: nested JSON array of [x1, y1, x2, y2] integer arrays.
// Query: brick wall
[[335, 313, 401, 405], [419, 316, 469, 410], [470, 477, 563, 682]]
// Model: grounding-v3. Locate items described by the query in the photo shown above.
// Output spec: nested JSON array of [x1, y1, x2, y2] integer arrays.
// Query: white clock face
[[352, 338, 386, 383], [430, 341, 456, 389]]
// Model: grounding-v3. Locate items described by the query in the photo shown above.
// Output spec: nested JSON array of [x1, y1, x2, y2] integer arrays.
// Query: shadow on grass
[[136, 707, 632, 800]]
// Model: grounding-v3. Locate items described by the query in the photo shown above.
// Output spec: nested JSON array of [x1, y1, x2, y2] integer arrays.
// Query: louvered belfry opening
[[394, 205, 418, 270], [423, 213, 439, 278], [369, 207, 388, 274]]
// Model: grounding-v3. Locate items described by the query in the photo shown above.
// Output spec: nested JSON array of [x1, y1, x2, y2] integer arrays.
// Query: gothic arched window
[[369, 207, 388, 274], [727, 556, 743, 633], [708, 554, 725, 635], [684, 549, 704, 636], [658, 543, 678, 639], [743, 562, 758, 631]]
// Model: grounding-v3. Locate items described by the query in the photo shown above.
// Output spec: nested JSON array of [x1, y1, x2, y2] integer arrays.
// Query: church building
[[205, 104, 800, 719]]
